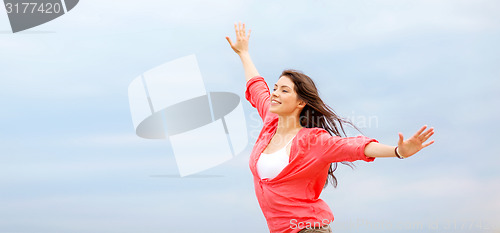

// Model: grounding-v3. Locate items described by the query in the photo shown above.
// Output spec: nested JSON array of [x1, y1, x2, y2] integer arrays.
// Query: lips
[[271, 99, 281, 104]]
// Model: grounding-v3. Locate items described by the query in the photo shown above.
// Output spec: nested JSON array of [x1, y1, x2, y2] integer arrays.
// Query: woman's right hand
[[226, 22, 251, 55]]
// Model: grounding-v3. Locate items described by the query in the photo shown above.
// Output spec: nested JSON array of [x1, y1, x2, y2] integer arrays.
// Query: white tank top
[[257, 135, 296, 180]]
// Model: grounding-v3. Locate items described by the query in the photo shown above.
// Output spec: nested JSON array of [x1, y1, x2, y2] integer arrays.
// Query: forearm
[[238, 52, 260, 82], [364, 142, 397, 158]]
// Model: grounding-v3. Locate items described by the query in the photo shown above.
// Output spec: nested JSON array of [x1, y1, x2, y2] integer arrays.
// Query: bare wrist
[[238, 51, 250, 56]]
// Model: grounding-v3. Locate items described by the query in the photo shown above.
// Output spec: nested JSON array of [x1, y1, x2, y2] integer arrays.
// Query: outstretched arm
[[365, 125, 435, 159], [226, 22, 260, 82]]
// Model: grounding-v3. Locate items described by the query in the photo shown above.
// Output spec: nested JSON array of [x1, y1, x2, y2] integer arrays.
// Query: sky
[[1, 0, 499, 232]]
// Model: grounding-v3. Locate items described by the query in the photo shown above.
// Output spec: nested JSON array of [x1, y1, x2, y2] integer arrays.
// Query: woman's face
[[270, 76, 304, 115]]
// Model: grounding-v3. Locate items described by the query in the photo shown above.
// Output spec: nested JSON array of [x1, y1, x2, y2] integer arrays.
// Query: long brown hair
[[280, 69, 361, 189]]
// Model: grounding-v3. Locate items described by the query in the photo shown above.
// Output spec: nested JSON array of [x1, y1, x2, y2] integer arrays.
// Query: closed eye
[[273, 88, 287, 92]]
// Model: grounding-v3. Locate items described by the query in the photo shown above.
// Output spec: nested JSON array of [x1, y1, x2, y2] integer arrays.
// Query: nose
[[272, 90, 279, 97]]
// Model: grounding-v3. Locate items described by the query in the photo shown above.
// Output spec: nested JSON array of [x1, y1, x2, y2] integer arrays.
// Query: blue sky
[[1, 0, 499, 232]]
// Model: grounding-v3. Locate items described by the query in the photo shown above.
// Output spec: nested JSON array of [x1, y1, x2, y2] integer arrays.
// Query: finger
[[423, 127, 434, 138], [422, 140, 434, 148], [398, 132, 404, 146], [242, 23, 246, 36], [248, 29, 251, 39], [225, 36, 233, 46], [234, 23, 238, 35], [412, 125, 427, 139], [419, 128, 434, 141], [238, 21, 242, 36], [423, 130, 434, 141]]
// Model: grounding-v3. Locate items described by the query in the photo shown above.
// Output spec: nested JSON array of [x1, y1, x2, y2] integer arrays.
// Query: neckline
[[260, 134, 297, 155], [257, 127, 306, 182]]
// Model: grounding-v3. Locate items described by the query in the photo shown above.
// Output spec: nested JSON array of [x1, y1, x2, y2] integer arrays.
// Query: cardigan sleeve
[[245, 76, 271, 122], [311, 128, 378, 163]]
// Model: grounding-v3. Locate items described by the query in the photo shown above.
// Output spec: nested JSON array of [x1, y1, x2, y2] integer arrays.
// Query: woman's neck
[[276, 114, 303, 135]]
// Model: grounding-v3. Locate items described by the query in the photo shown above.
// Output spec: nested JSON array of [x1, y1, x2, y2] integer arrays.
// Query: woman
[[225, 22, 435, 233]]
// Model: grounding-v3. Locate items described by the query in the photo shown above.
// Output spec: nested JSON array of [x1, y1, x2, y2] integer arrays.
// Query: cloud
[[322, 169, 500, 229], [291, 0, 500, 52]]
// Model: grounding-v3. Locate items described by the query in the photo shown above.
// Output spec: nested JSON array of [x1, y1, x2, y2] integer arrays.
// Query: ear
[[297, 99, 306, 108]]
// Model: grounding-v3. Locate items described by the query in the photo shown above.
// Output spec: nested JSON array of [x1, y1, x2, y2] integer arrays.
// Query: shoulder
[[302, 127, 329, 136], [246, 76, 267, 87], [262, 114, 279, 129], [296, 127, 329, 145], [297, 127, 343, 147], [292, 128, 331, 156]]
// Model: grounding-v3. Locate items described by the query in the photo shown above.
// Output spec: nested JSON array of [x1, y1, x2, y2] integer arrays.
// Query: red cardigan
[[245, 76, 378, 233]]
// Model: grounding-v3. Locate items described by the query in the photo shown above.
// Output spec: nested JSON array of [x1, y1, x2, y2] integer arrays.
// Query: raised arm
[[364, 125, 435, 159], [226, 22, 260, 82]]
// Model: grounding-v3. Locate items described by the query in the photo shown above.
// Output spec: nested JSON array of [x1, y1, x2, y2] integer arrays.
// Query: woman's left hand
[[397, 125, 435, 158]]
